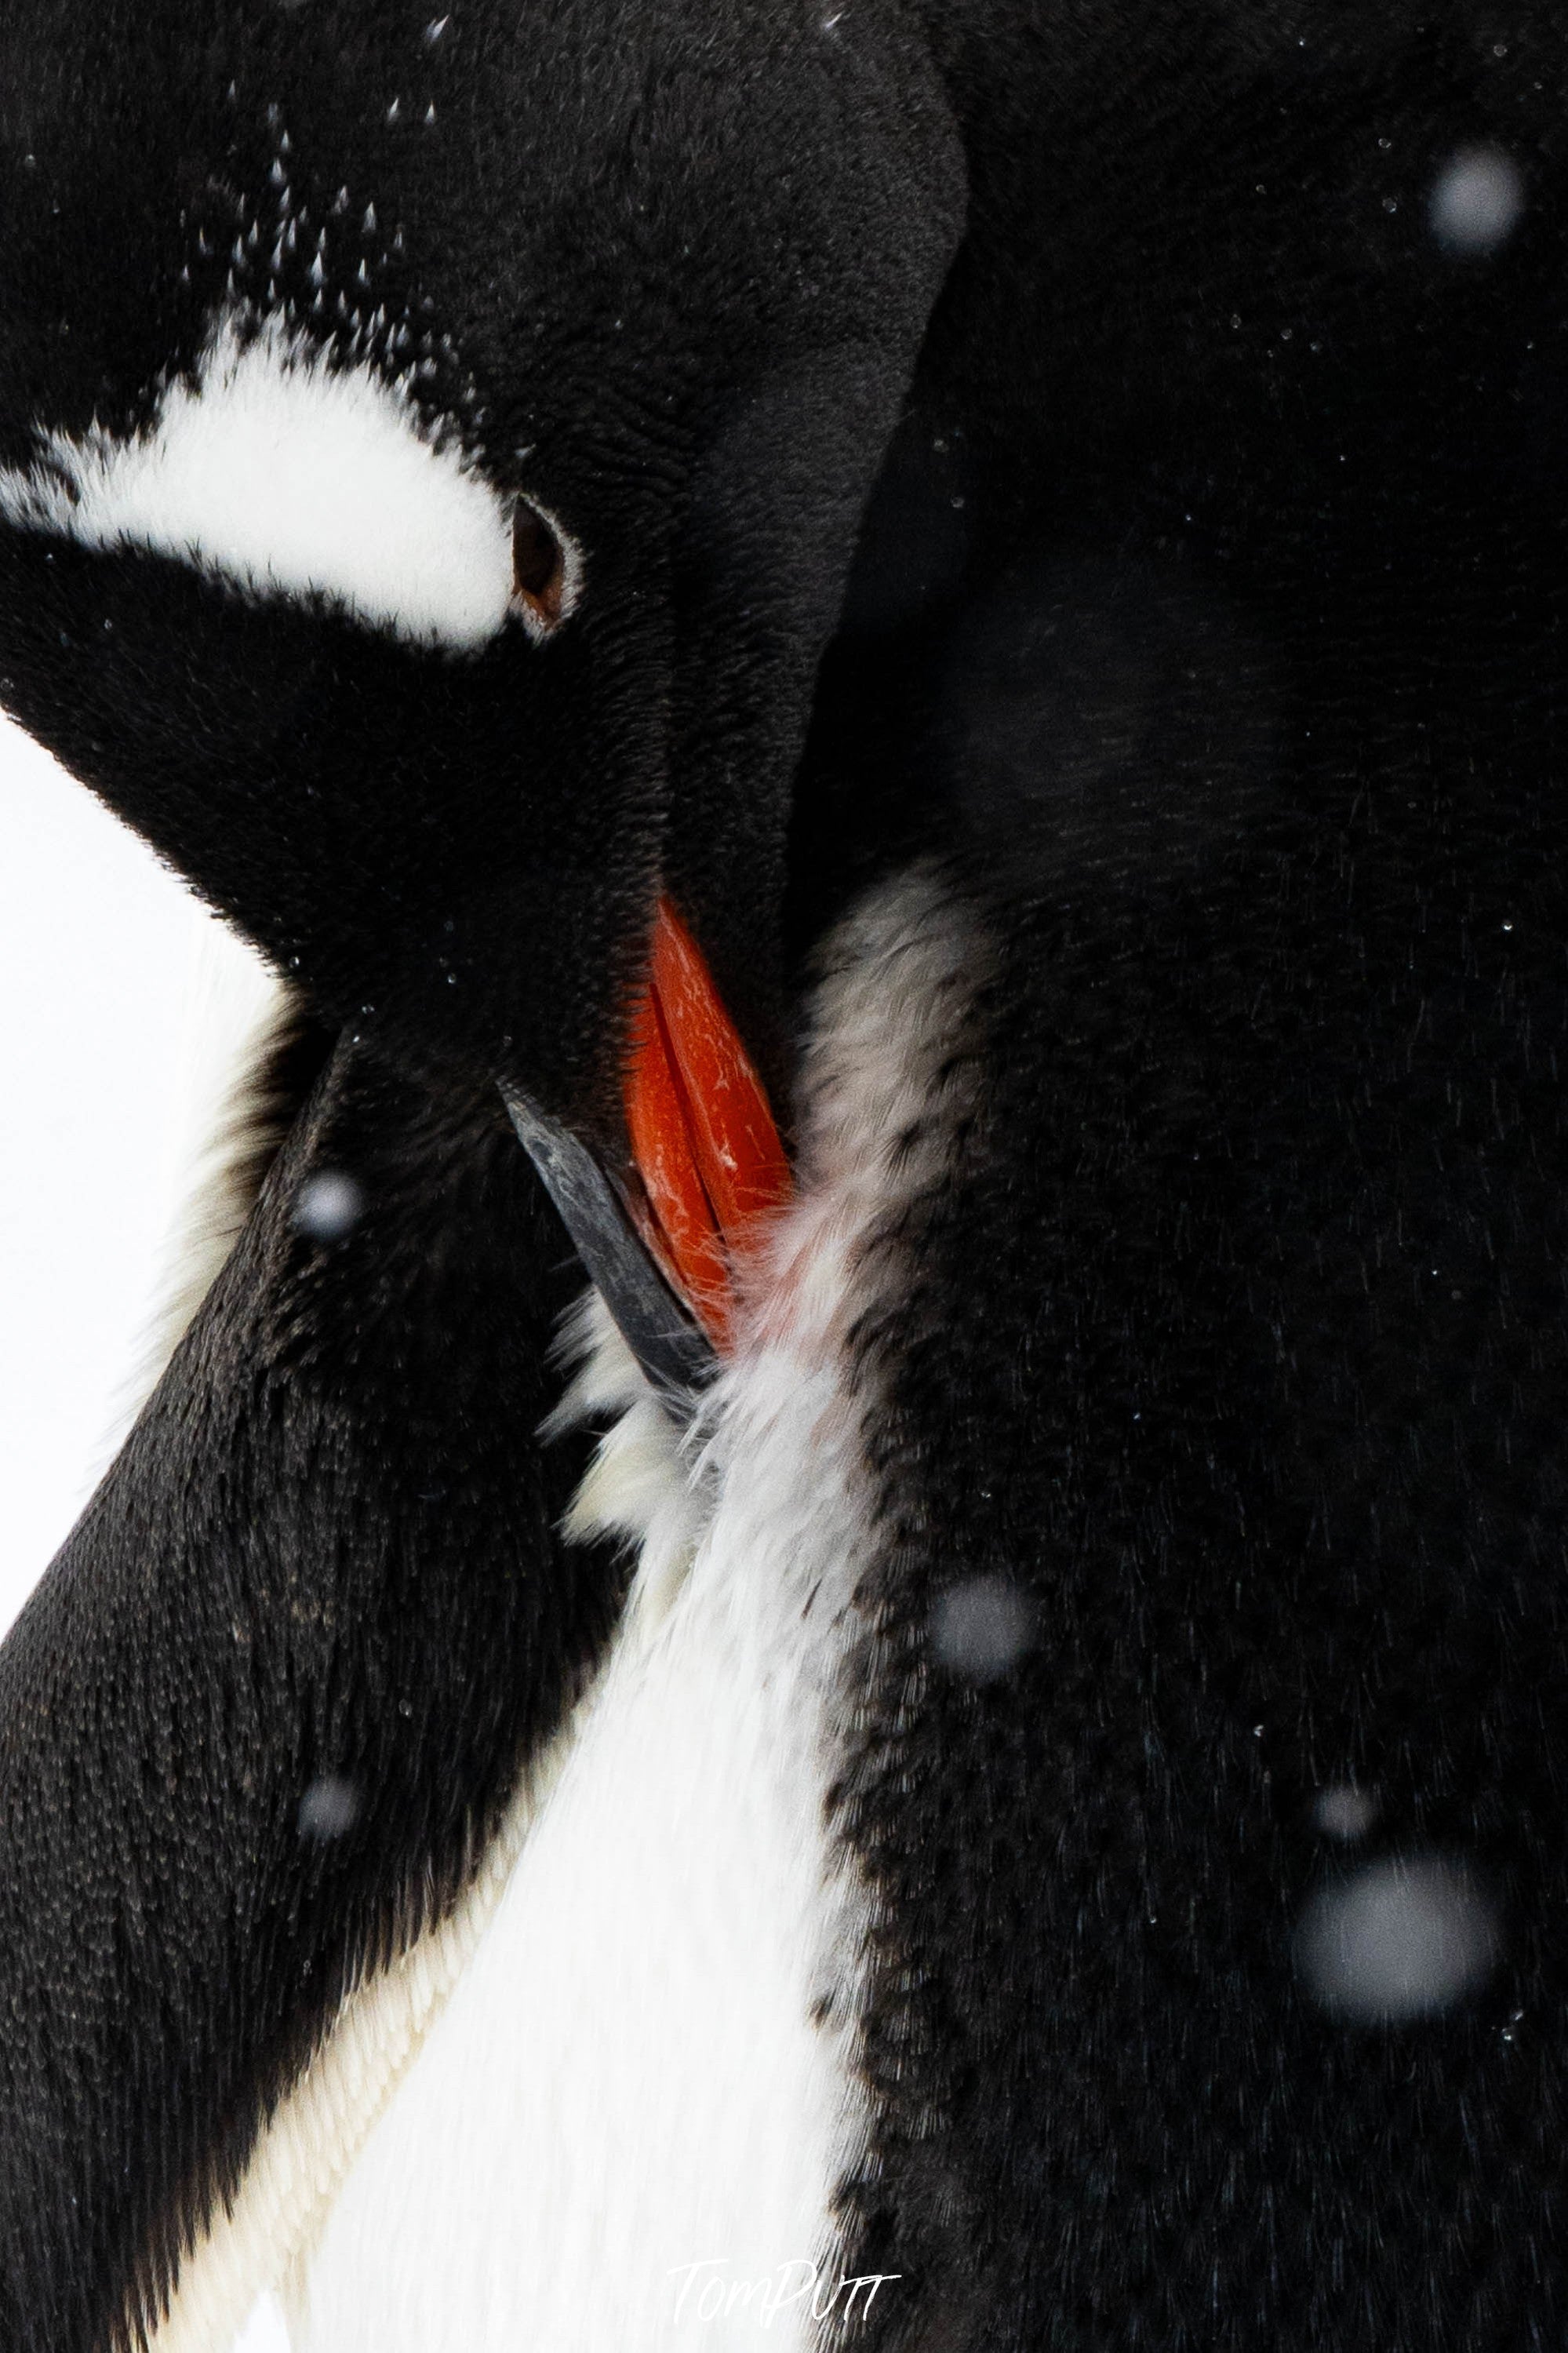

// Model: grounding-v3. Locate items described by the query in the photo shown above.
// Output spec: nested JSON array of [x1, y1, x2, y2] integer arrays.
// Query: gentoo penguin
[[4, 2, 1568, 2348]]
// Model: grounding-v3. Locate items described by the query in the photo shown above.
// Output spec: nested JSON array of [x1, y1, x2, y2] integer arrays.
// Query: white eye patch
[[0, 319, 517, 651]]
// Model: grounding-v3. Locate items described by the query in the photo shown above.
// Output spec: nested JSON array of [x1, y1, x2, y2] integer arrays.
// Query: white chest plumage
[[284, 1320, 873, 2351]]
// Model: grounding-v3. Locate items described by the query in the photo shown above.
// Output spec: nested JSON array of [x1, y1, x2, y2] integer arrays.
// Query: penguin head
[[0, 0, 961, 1125]]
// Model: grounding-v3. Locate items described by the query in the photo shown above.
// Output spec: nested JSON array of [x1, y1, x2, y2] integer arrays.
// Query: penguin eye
[[511, 499, 569, 636]]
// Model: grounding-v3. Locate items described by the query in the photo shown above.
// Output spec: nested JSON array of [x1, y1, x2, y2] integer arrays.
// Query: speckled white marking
[[0, 318, 522, 650]]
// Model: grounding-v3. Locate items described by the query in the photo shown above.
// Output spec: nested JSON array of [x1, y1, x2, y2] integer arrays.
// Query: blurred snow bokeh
[[931, 1572, 1036, 1683], [1294, 1852, 1499, 2024], [1429, 143, 1526, 257], [293, 1167, 364, 1244], [1312, 1783, 1379, 1843]]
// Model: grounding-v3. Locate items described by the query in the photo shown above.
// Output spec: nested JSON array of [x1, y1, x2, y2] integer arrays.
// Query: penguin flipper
[[0, 1036, 624, 2353]]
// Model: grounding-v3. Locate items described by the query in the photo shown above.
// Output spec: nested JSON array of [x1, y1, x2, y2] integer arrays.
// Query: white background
[[0, 710, 289, 2347]]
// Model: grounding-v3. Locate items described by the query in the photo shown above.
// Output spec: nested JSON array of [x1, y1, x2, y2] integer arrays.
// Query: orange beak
[[624, 898, 793, 1352]]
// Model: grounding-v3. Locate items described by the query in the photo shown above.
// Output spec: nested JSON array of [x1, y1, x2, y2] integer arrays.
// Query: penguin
[[4, 2, 1568, 2348]]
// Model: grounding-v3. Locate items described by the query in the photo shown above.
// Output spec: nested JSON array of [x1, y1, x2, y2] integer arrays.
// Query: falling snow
[[297, 1775, 362, 1840], [293, 1169, 363, 1242], [930, 1574, 1035, 1683], [1294, 1853, 1499, 2023], [1428, 144, 1525, 257], [1312, 1784, 1379, 1842]]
